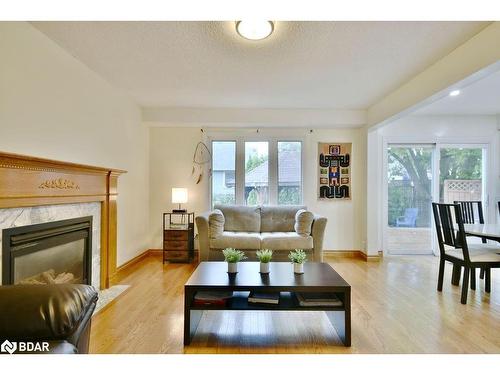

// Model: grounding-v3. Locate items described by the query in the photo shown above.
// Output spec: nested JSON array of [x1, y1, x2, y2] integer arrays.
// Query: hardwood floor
[[89, 254, 500, 354]]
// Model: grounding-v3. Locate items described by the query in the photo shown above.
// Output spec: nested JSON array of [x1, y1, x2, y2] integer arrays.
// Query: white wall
[[0, 22, 150, 266], [304, 128, 367, 251], [149, 126, 367, 251], [149, 127, 210, 248], [366, 114, 500, 254]]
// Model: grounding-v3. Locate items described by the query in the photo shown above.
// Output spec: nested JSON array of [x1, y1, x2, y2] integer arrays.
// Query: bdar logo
[[1, 340, 17, 354]]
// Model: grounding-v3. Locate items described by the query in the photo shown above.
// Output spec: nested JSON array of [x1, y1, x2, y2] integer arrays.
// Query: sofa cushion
[[214, 205, 261, 232], [260, 205, 306, 232], [210, 231, 261, 250], [209, 209, 225, 238], [260, 232, 313, 250], [294, 209, 314, 236]]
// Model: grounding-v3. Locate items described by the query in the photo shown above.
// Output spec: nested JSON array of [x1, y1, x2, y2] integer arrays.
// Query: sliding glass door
[[385, 143, 488, 255], [385, 145, 434, 254], [438, 145, 484, 204]]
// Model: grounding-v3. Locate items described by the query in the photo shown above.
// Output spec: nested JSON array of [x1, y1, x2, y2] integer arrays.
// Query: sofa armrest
[[0, 284, 98, 341], [311, 214, 327, 262], [195, 211, 211, 261]]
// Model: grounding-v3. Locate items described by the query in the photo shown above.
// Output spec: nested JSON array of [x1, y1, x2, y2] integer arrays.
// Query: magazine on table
[[248, 291, 280, 305], [294, 292, 343, 307]]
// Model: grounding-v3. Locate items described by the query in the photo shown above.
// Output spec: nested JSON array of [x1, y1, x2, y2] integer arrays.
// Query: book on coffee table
[[193, 290, 233, 306], [194, 291, 233, 300], [294, 292, 343, 307], [248, 291, 280, 305]]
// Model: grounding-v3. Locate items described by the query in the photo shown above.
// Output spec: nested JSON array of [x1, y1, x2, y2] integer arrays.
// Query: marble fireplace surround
[[0, 151, 125, 289], [0, 203, 101, 289]]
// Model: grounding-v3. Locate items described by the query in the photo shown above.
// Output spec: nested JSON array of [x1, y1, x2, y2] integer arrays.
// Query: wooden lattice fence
[[443, 179, 482, 203]]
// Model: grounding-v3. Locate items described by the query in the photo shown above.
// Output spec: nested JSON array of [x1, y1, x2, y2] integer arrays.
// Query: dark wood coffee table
[[184, 261, 351, 346]]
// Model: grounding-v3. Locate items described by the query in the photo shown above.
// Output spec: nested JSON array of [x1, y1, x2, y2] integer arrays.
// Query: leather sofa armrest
[[0, 284, 98, 341], [311, 214, 327, 262], [195, 211, 212, 261]]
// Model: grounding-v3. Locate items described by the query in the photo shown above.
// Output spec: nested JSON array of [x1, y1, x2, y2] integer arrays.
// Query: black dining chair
[[454, 200, 487, 279], [454, 201, 486, 243], [432, 202, 500, 304]]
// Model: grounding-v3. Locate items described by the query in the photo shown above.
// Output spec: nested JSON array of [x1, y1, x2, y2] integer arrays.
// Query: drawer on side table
[[164, 240, 189, 250], [164, 230, 188, 241]]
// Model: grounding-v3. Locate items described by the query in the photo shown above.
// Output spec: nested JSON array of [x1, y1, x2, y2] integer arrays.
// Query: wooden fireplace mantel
[[0, 151, 126, 289]]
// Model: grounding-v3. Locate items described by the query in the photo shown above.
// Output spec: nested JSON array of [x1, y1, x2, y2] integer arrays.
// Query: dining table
[[449, 223, 500, 286], [463, 223, 500, 242]]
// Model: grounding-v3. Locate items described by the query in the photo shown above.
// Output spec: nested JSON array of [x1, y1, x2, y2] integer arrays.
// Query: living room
[[1, 1, 500, 372]]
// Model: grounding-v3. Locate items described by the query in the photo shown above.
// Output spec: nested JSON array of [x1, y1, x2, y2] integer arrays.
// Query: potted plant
[[256, 249, 273, 274], [222, 248, 247, 273], [288, 249, 307, 274]]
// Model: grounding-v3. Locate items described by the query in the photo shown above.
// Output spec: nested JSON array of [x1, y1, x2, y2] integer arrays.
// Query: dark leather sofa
[[0, 284, 98, 354]]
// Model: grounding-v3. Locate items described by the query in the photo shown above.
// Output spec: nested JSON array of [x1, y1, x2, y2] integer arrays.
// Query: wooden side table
[[163, 212, 194, 263]]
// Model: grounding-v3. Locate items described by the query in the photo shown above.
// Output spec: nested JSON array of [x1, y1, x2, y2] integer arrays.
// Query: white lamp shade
[[172, 188, 188, 204]]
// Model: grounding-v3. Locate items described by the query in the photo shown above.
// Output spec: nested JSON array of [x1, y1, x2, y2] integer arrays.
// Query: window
[[223, 170, 235, 188], [438, 147, 483, 204], [211, 141, 236, 206], [386, 145, 434, 254], [278, 141, 302, 205], [245, 141, 269, 205], [211, 139, 302, 206]]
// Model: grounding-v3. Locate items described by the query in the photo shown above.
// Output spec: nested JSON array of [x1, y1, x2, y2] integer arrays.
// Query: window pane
[[439, 147, 483, 204], [212, 141, 236, 206], [245, 142, 269, 205], [278, 141, 302, 205], [386, 145, 433, 254]]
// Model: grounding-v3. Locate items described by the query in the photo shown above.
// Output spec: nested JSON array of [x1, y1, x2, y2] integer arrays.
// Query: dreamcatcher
[[192, 136, 212, 184]]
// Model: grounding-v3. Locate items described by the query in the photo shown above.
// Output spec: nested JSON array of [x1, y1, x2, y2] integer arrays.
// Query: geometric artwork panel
[[318, 142, 351, 200]]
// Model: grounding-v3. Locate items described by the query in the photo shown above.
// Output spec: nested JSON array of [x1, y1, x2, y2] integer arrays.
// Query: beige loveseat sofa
[[196, 205, 327, 262]]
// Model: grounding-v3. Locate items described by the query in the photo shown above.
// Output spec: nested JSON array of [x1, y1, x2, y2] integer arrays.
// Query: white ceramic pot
[[293, 263, 304, 274], [227, 262, 238, 273], [260, 262, 270, 274]]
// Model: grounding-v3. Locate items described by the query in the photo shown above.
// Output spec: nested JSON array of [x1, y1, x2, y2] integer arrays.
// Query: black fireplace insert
[[2, 216, 93, 285]]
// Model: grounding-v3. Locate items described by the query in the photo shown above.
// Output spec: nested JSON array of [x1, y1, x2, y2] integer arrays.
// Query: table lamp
[[172, 188, 188, 213]]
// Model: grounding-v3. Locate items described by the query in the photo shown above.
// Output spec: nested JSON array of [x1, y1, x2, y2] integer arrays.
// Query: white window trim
[[209, 133, 304, 207]]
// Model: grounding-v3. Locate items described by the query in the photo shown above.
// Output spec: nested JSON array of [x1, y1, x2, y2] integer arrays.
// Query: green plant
[[256, 249, 273, 263], [288, 249, 307, 264], [222, 248, 247, 263]]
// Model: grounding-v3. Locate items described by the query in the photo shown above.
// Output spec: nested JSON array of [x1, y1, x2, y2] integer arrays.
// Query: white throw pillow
[[294, 209, 314, 236], [209, 209, 225, 238]]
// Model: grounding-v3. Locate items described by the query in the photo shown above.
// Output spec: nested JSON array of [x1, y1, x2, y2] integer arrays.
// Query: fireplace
[[2, 216, 92, 285]]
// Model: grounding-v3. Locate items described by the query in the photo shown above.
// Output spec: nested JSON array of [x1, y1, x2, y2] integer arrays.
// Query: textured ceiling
[[32, 21, 489, 109], [416, 68, 500, 115]]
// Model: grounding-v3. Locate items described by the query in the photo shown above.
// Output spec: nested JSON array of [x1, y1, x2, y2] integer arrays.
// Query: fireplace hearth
[[2, 216, 93, 285]]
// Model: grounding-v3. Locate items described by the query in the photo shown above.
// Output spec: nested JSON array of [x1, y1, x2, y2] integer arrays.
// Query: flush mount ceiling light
[[449, 89, 461, 97], [235, 20, 274, 40]]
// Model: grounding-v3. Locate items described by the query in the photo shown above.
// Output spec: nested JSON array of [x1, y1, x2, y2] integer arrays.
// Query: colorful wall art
[[318, 143, 351, 200]]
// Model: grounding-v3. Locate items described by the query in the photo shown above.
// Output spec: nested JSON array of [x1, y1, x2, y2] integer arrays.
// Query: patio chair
[[432, 202, 500, 304], [395, 208, 418, 227]]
